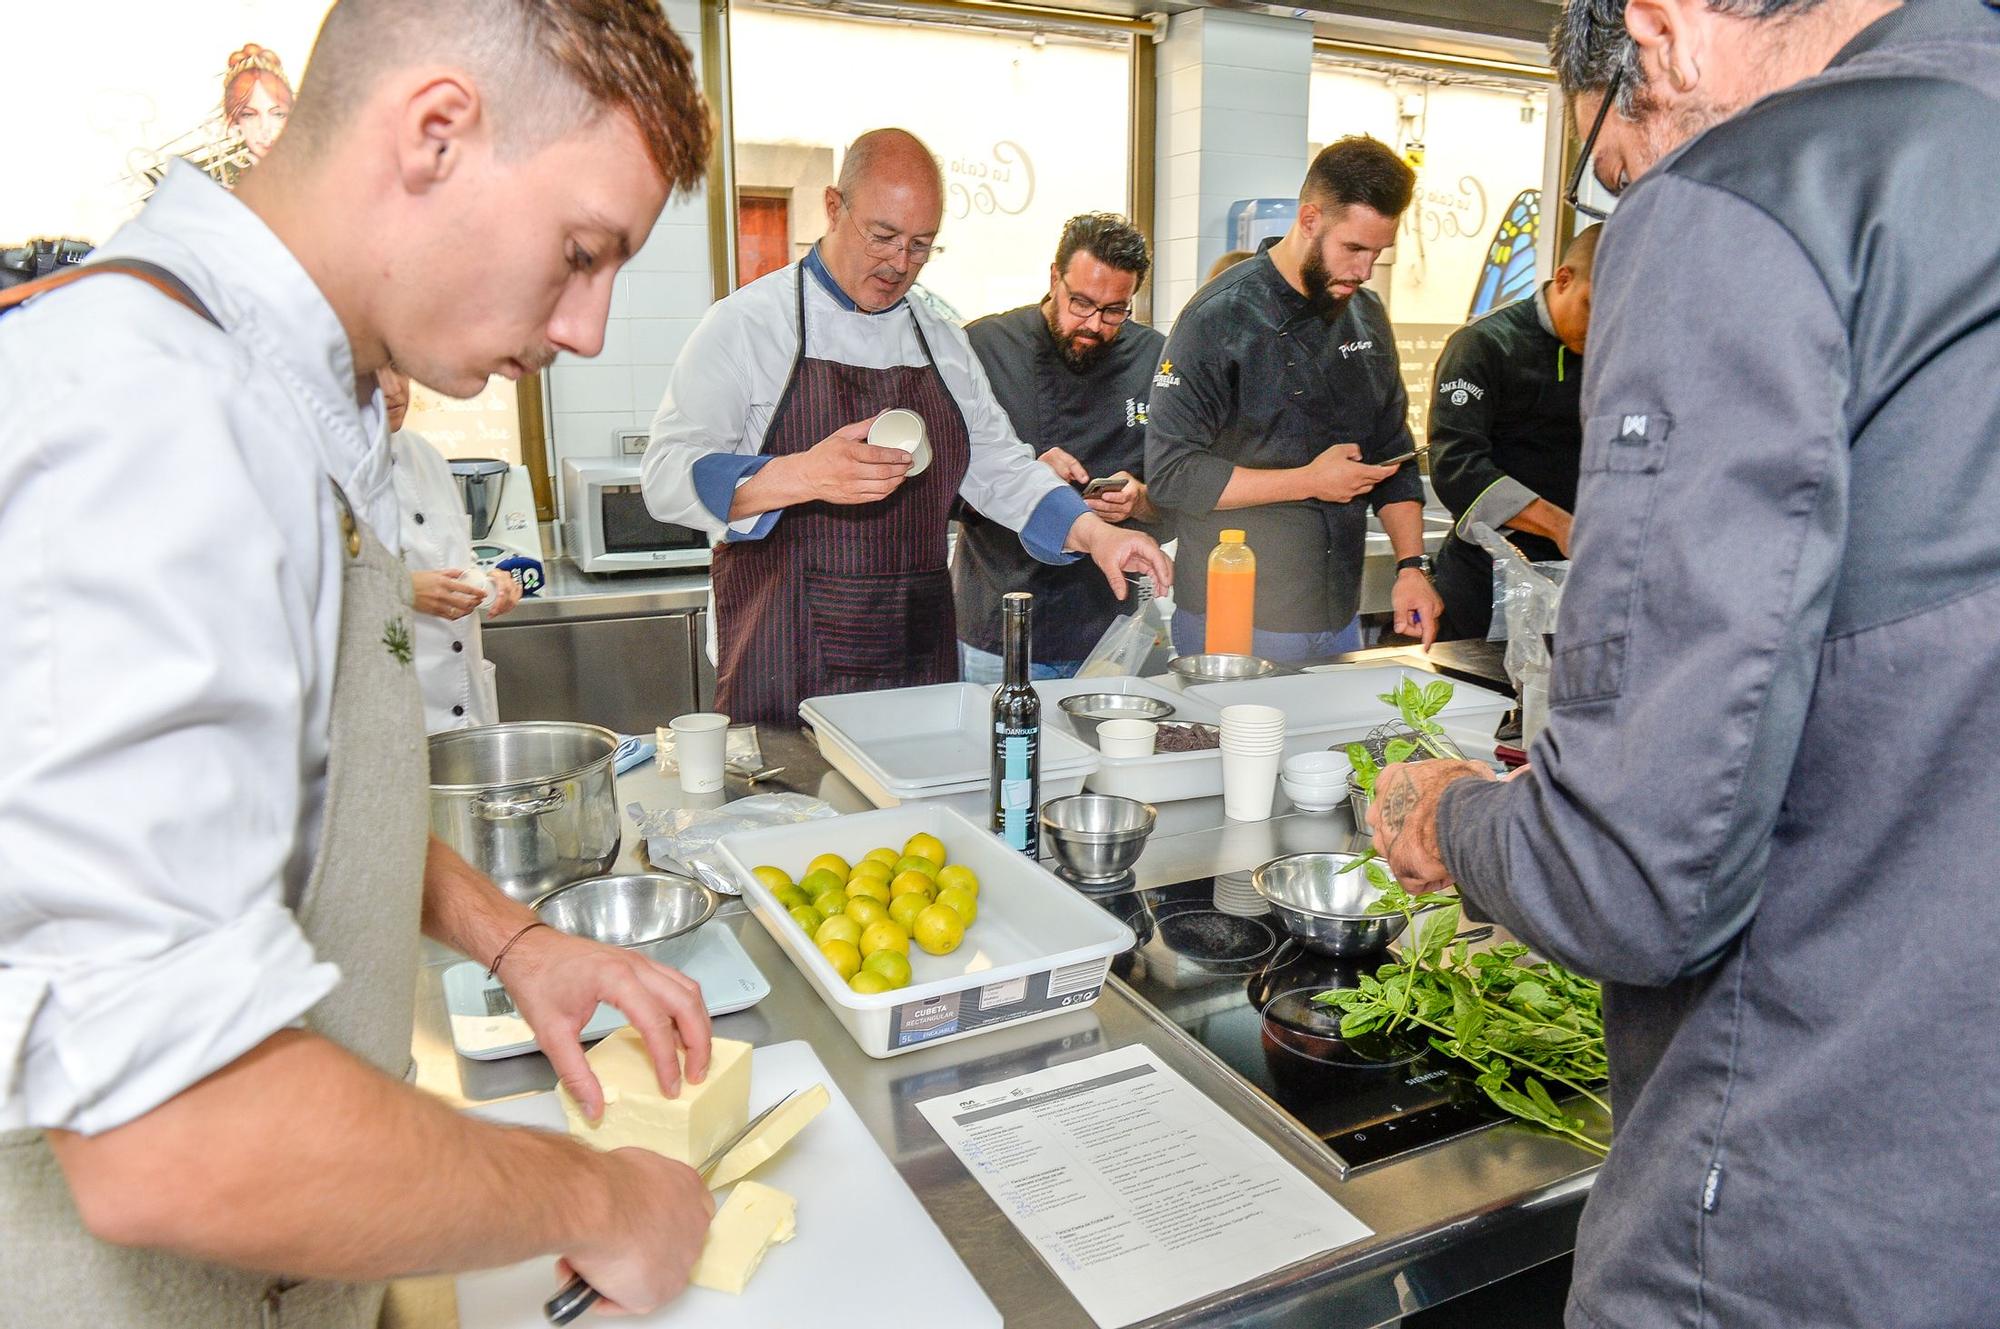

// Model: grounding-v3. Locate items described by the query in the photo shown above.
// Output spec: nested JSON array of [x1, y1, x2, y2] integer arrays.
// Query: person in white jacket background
[[380, 366, 521, 730]]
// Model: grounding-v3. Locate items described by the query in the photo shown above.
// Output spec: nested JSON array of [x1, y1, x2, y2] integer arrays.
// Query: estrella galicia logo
[[1438, 377, 1486, 408], [1338, 339, 1374, 359], [1152, 359, 1181, 389], [1125, 398, 1149, 428]]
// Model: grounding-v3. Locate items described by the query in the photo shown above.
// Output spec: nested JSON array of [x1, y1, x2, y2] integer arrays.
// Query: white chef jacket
[[0, 163, 396, 1134], [392, 429, 500, 732], [643, 252, 1089, 554]]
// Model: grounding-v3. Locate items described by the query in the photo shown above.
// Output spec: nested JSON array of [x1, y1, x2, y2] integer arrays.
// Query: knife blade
[[543, 1090, 801, 1326]]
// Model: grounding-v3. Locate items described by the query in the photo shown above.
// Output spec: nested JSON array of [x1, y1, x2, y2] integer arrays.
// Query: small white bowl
[[1097, 718, 1158, 758], [1283, 751, 1351, 781], [1280, 777, 1342, 813], [869, 408, 932, 478]]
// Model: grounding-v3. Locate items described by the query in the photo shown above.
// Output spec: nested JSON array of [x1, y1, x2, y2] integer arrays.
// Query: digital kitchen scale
[[442, 923, 770, 1060]]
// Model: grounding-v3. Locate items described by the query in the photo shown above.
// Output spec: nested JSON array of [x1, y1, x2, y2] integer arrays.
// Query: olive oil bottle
[[990, 592, 1041, 855]]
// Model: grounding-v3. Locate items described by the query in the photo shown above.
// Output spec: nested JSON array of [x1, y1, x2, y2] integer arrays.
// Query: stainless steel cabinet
[[486, 612, 704, 734]]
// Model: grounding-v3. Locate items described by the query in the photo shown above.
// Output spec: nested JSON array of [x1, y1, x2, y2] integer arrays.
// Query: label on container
[[996, 729, 1036, 853], [888, 964, 1098, 1049]]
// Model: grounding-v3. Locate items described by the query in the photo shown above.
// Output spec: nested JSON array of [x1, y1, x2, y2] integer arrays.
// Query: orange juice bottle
[[1205, 529, 1256, 655]]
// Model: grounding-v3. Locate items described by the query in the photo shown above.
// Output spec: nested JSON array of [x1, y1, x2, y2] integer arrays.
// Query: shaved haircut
[[1560, 223, 1604, 280], [287, 0, 711, 191], [837, 128, 944, 198]]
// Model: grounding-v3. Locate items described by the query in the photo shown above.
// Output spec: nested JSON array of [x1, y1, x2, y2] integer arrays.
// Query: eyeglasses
[[1563, 66, 1623, 223], [1055, 275, 1132, 326], [836, 193, 944, 264]]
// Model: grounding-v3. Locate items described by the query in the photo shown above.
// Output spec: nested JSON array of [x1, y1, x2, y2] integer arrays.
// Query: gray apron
[[0, 485, 430, 1327]]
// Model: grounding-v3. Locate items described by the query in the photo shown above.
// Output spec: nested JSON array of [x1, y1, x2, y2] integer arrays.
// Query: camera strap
[[0, 259, 218, 328]]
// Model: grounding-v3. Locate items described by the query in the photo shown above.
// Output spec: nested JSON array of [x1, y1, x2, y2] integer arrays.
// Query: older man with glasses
[[644, 128, 1169, 721], [952, 213, 1168, 681]]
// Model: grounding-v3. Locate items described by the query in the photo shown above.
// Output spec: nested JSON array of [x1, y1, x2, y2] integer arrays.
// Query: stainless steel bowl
[[1167, 653, 1279, 682], [1039, 794, 1157, 884], [1251, 852, 1406, 956], [532, 872, 718, 951], [1057, 692, 1175, 723]]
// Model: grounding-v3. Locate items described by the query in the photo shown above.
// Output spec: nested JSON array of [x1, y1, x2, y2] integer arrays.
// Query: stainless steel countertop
[[412, 710, 1596, 1328]]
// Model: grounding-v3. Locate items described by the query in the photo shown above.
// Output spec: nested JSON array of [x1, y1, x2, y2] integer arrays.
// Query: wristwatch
[[1396, 554, 1434, 577]]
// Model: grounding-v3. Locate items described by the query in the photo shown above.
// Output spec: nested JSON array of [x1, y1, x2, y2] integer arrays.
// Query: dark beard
[[1298, 246, 1350, 318], [1044, 301, 1113, 371]]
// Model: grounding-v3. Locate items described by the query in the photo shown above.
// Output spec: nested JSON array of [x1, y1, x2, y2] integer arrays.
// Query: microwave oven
[[561, 458, 713, 573]]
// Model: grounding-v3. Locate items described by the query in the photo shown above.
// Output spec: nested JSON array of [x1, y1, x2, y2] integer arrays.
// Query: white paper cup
[[1096, 718, 1158, 758], [1222, 746, 1282, 821], [668, 711, 729, 793], [868, 408, 932, 478]]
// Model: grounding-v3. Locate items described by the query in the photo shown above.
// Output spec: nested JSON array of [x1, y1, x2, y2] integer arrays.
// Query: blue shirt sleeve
[[1019, 487, 1088, 565], [690, 452, 780, 542]]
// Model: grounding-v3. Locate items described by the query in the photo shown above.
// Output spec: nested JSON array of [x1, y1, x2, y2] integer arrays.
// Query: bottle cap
[[1220, 529, 1246, 544]]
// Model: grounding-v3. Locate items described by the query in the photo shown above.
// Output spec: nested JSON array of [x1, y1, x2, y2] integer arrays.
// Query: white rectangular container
[[800, 682, 1097, 814], [717, 805, 1135, 1058], [1188, 665, 1514, 756], [1029, 675, 1233, 804]]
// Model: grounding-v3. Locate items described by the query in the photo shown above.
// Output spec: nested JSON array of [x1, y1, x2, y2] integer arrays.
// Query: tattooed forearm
[[1378, 774, 1421, 838]]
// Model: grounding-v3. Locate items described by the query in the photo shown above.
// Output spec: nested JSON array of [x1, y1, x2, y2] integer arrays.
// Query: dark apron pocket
[[804, 568, 955, 687]]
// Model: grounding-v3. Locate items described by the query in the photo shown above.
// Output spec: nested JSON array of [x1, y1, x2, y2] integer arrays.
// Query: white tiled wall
[[543, 0, 713, 508], [1152, 9, 1315, 331]]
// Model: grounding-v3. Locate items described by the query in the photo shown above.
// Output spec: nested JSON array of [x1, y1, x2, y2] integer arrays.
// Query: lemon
[[806, 853, 852, 882], [888, 892, 930, 931], [844, 876, 892, 905], [862, 949, 913, 988], [859, 919, 909, 957], [894, 855, 940, 881], [787, 905, 824, 934], [772, 884, 811, 911], [936, 864, 980, 897], [903, 833, 947, 866], [913, 903, 965, 955], [848, 970, 894, 995], [819, 938, 862, 981], [935, 885, 978, 926], [811, 889, 848, 919], [889, 870, 936, 900], [863, 846, 902, 868], [814, 914, 862, 949], [799, 868, 845, 900], [752, 864, 794, 892], [844, 896, 890, 930], [849, 859, 893, 884]]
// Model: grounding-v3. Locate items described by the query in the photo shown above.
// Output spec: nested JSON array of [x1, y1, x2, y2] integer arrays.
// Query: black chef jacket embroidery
[[954, 302, 1166, 660], [1145, 245, 1423, 634]]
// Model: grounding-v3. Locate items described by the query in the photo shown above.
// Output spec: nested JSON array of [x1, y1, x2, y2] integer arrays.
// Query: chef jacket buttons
[[452, 705, 465, 717], [339, 505, 360, 558], [414, 512, 425, 525], [452, 641, 464, 653]]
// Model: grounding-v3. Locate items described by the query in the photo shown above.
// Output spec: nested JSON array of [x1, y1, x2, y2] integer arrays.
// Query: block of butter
[[690, 1180, 796, 1295], [559, 1032, 752, 1166], [705, 1082, 830, 1191]]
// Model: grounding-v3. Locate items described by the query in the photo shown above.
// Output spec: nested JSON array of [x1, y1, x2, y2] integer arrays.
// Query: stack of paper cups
[[1219, 704, 1287, 821]]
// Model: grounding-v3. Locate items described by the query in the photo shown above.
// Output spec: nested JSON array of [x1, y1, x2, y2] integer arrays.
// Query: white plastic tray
[[1187, 665, 1514, 759], [800, 683, 1096, 806], [1029, 675, 1233, 804], [717, 805, 1134, 1058], [809, 722, 1091, 818]]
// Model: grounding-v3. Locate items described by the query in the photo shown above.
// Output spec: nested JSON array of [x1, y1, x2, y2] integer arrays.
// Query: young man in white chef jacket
[[0, 2, 727, 1322]]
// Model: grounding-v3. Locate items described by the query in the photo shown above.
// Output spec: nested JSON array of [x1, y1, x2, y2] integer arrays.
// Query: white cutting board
[[455, 1040, 1000, 1329]]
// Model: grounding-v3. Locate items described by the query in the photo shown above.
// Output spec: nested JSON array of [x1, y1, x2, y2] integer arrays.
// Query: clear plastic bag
[[1075, 599, 1169, 679], [1467, 521, 1566, 746], [627, 792, 838, 895]]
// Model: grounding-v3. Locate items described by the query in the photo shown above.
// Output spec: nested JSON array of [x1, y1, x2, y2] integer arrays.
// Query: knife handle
[[544, 1273, 599, 1325]]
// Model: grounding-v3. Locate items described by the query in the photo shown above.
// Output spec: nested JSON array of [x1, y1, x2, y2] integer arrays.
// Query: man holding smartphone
[[952, 213, 1168, 680]]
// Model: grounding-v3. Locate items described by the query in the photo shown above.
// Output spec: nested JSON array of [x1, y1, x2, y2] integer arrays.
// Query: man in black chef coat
[[1429, 223, 1601, 640], [954, 213, 1168, 679], [1147, 136, 1442, 659]]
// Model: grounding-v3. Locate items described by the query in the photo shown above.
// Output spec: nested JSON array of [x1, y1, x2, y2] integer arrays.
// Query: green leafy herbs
[[1343, 676, 1456, 796], [1316, 884, 1611, 1156]]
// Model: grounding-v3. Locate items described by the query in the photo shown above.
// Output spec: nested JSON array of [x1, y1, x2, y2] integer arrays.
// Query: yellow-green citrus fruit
[[936, 864, 980, 897], [844, 896, 890, 930], [848, 970, 894, 995], [787, 905, 824, 934], [752, 864, 794, 892], [849, 859, 893, 883], [806, 853, 852, 882], [844, 875, 892, 905], [894, 855, 940, 881], [814, 914, 862, 949], [888, 892, 930, 931], [799, 868, 845, 899], [935, 885, 978, 926], [859, 919, 909, 957], [913, 903, 966, 955], [773, 884, 811, 911], [862, 949, 913, 988], [864, 847, 902, 868], [903, 833, 947, 866], [812, 889, 848, 919], [888, 870, 935, 900], [818, 939, 862, 981]]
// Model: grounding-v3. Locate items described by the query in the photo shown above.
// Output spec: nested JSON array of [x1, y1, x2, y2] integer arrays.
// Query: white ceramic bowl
[[869, 407, 932, 478], [1280, 776, 1343, 812], [1283, 751, 1351, 781], [1096, 718, 1158, 758]]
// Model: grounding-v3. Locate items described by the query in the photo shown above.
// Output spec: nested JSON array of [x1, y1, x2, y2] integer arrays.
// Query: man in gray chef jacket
[[1371, 0, 2000, 1324]]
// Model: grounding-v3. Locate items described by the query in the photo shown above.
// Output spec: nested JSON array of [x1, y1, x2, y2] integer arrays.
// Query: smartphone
[[1082, 475, 1132, 498], [1380, 445, 1430, 466]]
